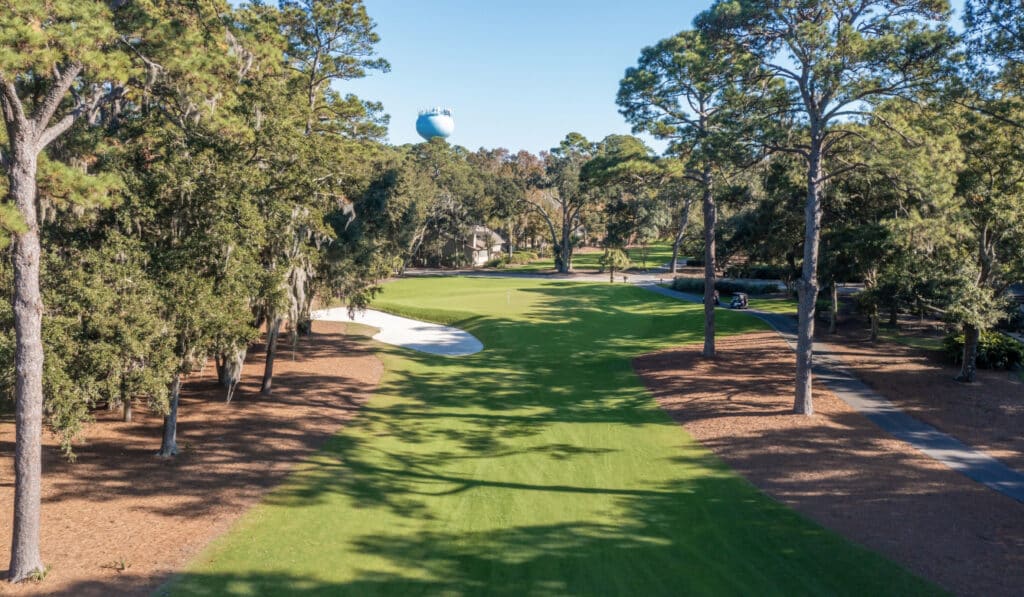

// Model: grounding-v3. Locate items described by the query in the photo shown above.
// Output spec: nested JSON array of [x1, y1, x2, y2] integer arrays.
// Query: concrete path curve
[[312, 307, 483, 356], [638, 281, 1024, 503]]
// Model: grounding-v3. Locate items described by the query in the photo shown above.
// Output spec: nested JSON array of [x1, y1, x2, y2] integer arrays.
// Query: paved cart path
[[638, 281, 1024, 503]]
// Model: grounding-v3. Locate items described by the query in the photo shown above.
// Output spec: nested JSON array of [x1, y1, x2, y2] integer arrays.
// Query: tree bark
[[121, 381, 132, 423], [507, 221, 514, 259], [701, 165, 716, 359], [223, 347, 245, 403], [829, 282, 838, 335], [261, 314, 283, 395], [794, 133, 825, 415], [956, 324, 980, 383], [8, 143, 46, 583], [559, 223, 573, 274], [158, 373, 181, 457], [670, 199, 692, 274], [215, 353, 227, 387]]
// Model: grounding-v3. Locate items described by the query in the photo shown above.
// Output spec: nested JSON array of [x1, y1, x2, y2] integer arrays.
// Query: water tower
[[416, 107, 455, 141]]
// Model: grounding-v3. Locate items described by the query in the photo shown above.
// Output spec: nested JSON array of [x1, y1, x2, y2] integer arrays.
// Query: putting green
[[169, 277, 936, 596]]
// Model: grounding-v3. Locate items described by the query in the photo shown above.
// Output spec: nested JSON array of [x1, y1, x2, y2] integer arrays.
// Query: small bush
[[943, 331, 1024, 370], [484, 252, 540, 268], [724, 263, 795, 280], [509, 251, 538, 265], [670, 277, 778, 296], [483, 255, 507, 269]]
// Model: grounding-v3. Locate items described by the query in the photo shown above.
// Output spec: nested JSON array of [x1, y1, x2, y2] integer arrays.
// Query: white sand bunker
[[313, 307, 483, 356]]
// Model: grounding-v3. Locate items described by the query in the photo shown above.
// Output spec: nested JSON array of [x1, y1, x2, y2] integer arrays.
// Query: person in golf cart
[[730, 292, 749, 309]]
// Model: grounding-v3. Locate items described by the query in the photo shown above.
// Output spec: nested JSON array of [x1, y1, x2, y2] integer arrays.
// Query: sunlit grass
[[170, 277, 938, 596], [506, 242, 679, 273]]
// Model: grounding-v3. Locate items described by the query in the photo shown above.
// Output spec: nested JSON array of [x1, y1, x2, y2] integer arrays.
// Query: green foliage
[[943, 331, 1024, 370], [483, 251, 538, 269], [670, 276, 777, 296], [964, 0, 1024, 94], [598, 247, 631, 273], [41, 235, 177, 456], [0, 1, 127, 79], [582, 135, 668, 250], [724, 263, 795, 281]]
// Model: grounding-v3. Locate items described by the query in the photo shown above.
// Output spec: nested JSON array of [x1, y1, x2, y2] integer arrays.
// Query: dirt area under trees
[[821, 323, 1024, 472], [0, 322, 382, 596], [3, 304, 1022, 596], [635, 331, 1024, 597]]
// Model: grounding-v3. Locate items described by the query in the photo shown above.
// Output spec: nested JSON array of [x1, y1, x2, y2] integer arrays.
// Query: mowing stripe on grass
[[169, 277, 938, 596]]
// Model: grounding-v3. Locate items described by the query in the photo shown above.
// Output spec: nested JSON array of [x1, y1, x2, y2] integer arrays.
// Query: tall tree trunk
[[958, 232, 993, 383], [223, 347, 245, 403], [670, 200, 691, 274], [829, 282, 838, 335], [507, 221, 514, 259], [261, 314, 282, 395], [794, 134, 825, 415], [215, 353, 227, 387], [701, 166, 716, 359], [121, 381, 132, 423], [158, 373, 181, 457], [8, 145, 46, 583], [559, 223, 572, 274], [956, 324, 980, 383]]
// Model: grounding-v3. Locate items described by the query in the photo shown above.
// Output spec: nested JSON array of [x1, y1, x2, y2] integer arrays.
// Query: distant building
[[468, 225, 505, 267]]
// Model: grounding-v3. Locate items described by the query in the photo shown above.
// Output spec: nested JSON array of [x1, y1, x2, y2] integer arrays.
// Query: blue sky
[[342, 0, 966, 155], [343, 1, 705, 154]]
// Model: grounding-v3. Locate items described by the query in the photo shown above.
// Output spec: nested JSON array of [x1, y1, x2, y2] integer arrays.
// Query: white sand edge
[[312, 307, 483, 356]]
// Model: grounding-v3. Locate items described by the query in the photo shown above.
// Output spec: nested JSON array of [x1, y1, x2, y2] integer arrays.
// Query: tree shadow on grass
[[155, 464, 940, 597], [635, 335, 1024, 597]]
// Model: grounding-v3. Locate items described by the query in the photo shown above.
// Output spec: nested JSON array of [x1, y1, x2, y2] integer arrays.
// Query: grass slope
[[170, 278, 937, 596]]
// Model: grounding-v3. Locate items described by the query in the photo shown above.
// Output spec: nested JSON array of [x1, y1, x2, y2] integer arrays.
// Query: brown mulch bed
[[819, 327, 1024, 472], [0, 321, 382, 596], [635, 332, 1024, 597]]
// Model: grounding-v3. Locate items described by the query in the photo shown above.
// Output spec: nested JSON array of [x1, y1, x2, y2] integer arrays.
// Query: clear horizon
[[342, 0, 704, 155], [341, 0, 966, 156]]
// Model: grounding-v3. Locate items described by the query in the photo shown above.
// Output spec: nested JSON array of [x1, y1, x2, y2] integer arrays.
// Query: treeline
[[3, 0, 1024, 585], [611, 0, 1024, 415], [0, 0, 431, 582]]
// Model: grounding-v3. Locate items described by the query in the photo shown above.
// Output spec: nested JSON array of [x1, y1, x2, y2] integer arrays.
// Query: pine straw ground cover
[[0, 322, 382, 596], [167, 277, 936, 596], [635, 332, 1024, 597], [820, 325, 1024, 472]]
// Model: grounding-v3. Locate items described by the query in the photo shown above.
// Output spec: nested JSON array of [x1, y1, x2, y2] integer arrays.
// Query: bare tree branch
[[31, 62, 84, 135], [0, 76, 29, 130]]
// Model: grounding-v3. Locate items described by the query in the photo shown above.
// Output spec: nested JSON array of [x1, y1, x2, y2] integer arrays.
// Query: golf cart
[[729, 292, 749, 309]]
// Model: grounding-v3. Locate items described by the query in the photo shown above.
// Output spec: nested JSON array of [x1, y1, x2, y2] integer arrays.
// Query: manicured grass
[[169, 278, 937, 596], [658, 284, 799, 316], [877, 327, 944, 352], [506, 242, 678, 273], [747, 295, 799, 315]]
